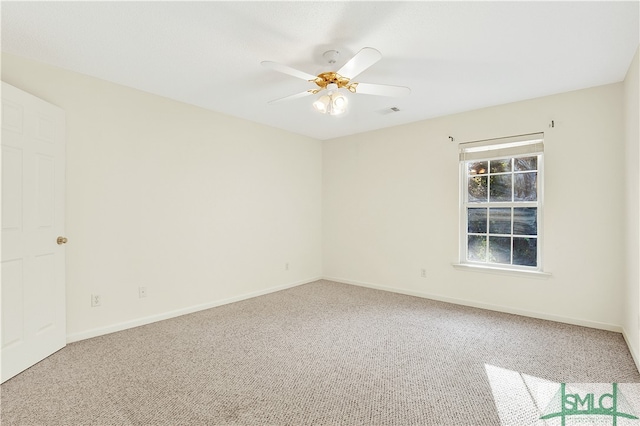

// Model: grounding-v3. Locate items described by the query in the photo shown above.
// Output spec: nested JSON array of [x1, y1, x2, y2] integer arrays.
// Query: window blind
[[458, 132, 544, 161]]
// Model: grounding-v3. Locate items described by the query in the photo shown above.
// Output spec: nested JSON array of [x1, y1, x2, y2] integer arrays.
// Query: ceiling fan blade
[[261, 61, 317, 81], [268, 89, 318, 104], [352, 82, 411, 97], [337, 47, 382, 80]]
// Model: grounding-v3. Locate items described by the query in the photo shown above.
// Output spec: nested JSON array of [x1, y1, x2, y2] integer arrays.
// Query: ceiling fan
[[262, 47, 410, 116]]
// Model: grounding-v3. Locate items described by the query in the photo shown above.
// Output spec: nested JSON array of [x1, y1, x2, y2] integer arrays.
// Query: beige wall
[[2, 50, 636, 349], [323, 83, 626, 331], [623, 46, 640, 369], [2, 53, 323, 341]]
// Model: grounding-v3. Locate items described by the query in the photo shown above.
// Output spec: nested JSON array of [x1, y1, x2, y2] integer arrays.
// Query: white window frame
[[458, 133, 545, 274]]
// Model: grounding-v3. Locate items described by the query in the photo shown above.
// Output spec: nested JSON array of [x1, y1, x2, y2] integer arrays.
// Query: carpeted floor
[[1, 280, 639, 425]]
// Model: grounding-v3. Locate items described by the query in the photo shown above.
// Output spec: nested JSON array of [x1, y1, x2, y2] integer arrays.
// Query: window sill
[[452, 263, 552, 279]]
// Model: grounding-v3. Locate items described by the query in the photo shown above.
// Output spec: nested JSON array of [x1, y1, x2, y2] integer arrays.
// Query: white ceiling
[[2, 1, 638, 140]]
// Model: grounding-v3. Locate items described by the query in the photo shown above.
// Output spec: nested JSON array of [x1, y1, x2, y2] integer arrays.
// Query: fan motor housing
[[313, 72, 357, 93], [314, 72, 349, 88]]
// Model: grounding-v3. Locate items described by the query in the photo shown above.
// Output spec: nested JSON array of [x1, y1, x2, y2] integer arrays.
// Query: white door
[[1, 82, 66, 383]]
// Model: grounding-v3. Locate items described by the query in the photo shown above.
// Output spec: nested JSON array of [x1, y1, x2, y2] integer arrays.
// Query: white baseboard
[[622, 328, 640, 373], [323, 276, 623, 333], [66, 276, 322, 343], [68, 274, 630, 360]]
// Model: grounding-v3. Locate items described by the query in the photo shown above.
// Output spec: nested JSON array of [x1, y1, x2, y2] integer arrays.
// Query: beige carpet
[[1, 280, 639, 425]]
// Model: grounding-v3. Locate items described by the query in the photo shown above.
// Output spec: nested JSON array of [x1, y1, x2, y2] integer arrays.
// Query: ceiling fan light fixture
[[264, 47, 408, 116], [313, 83, 348, 116]]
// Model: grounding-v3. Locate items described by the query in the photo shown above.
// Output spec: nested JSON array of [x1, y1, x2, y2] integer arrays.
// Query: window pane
[[514, 156, 537, 171], [489, 208, 511, 234], [490, 158, 511, 173], [468, 161, 488, 175], [488, 236, 511, 264], [489, 175, 512, 202], [468, 235, 487, 262], [513, 208, 537, 235], [468, 208, 487, 233], [468, 176, 487, 202], [513, 237, 537, 266], [463, 152, 542, 270], [514, 172, 537, 201]]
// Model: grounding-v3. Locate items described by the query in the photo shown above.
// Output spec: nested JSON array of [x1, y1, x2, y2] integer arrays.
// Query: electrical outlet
[[285, 262, 289, 271], [421, 268, 427, 278], [139, 286, 147, 298], [91, 294, 101, 307]]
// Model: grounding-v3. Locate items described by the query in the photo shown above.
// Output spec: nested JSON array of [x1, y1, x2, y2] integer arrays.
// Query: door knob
[[56, 236, 68, 245]]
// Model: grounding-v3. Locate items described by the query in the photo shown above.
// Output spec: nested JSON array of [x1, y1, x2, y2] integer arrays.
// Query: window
[[459, 133, 544, 271]]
